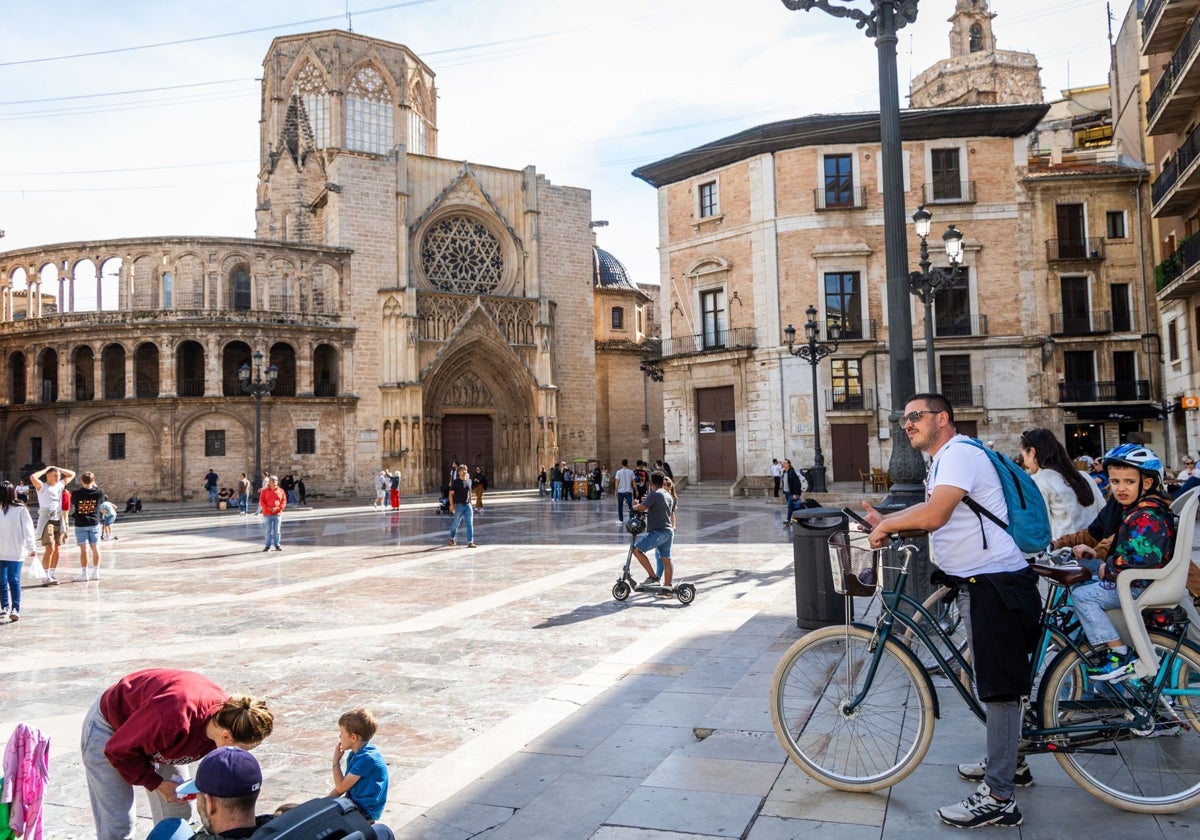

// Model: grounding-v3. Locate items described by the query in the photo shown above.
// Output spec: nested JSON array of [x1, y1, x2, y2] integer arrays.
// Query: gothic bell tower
[[949, 0, 996, 58]]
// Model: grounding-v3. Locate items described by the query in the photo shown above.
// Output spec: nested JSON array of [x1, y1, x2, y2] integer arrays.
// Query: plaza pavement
[[1, 490, 1195, 839]]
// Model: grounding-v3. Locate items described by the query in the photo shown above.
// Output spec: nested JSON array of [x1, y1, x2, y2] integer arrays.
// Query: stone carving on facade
[[420, 216, 505, 295], [444, 371, 492, 408]]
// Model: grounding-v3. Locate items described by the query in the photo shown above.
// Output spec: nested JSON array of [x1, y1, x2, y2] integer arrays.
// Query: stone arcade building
[[0, 30, 643, 499]]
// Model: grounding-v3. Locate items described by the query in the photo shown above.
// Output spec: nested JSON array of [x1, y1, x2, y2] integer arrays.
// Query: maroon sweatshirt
[[99, 669, 228, 790]]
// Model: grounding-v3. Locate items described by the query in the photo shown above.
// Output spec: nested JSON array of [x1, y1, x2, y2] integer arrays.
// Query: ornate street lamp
[[784, 305, 841, 493], [782, 0, 924, 500], [239, 350, 278, 495], [908, 205, 965, 390]]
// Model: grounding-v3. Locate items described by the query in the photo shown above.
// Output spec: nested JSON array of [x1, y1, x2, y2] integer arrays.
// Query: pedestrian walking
[[237, 473, 251, 515], [614, 459, 635, 524], [781, 459, 809, 526], [29, 464, 76, 585], [258, 475, 286, 551], [537, 465, 548, 497], [473, 466, 487, 511], [0, 481, 36, 624], [204, 468, 219, 505], [447, 465, 476, 547], [297, 477, 307, 505], [389, 471, 401, 510], [374, 469, 388, 509], [771, 458, 782, 497]]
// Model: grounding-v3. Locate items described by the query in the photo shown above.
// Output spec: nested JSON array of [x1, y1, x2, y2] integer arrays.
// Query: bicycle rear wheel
[[770, 624, 935, 791], [1039, 631, 1200, 813]]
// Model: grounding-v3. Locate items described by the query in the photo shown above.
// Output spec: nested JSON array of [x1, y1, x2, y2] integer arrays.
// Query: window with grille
[[296, 428, 316, 455], [109, 433, 126, 461], [823, 272, 862, 339], [205, 430, 225, 458], [698, 181, 719, 217], [939, 355, 973, 406], [345, 66, 393, 154]]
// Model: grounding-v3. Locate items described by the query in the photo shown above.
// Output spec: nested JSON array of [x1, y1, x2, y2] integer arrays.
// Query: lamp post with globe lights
[[908, 205, 965, 391], [784, 306, 841, 493], [239, 350, 278, 496]]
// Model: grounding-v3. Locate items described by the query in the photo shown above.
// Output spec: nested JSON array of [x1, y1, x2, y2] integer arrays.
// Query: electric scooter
[[611, 514, 696, 604]]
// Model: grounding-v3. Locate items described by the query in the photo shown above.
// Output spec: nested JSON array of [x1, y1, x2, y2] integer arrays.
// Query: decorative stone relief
[[444, 371, 492, 408]]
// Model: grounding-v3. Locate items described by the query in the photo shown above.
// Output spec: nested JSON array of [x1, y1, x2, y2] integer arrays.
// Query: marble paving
[[1, 493, 1195, 839]]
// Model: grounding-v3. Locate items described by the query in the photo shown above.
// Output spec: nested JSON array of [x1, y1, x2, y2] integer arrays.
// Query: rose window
[[420, 216, 504, 294]]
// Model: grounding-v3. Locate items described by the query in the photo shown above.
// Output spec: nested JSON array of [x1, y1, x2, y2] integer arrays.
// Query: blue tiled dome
[[593, 246, 635, 289]]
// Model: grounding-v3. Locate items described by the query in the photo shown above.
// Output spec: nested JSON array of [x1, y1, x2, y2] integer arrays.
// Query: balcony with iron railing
[[656, 327, 757, 359], [922, 180, 976, 205], [826, 387, 874, 412], [933, 314, 988, 338], [940, 383, 985, 409], [1156, 232, 1200, 299], [813, 186, 867, 211], [1059, 380, 1152, 403], [1143, 0, 1195, 54], [1050, 310, 1112, 336], [1146, 10, 1200, 133], [1046, 238, 1106, 262], [1151, 124, 1200, 215]]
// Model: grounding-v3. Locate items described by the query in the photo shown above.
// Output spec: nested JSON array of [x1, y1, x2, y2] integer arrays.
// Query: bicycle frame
[[850, 539, 1198, 750]]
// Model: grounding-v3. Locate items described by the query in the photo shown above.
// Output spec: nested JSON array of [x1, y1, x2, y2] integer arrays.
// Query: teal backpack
[[957, 438, 1051, 554]]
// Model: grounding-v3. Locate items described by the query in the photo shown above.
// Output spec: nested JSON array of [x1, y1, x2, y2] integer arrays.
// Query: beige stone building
[[0, 29, 658, 499], [633, 1, 1164, 489]]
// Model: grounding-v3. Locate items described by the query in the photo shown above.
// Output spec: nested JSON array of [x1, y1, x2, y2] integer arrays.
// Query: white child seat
[[1104, 485, 1200, 679]]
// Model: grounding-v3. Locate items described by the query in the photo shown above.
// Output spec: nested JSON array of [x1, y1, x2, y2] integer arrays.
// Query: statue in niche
[[444, 371, 491, 408]]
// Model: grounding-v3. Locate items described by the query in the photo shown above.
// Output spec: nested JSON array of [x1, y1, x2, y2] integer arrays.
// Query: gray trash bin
[[791, 507, 848, 629]]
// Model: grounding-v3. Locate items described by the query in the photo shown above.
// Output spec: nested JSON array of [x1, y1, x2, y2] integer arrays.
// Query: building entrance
[[696, 386, 736, 481], [442, 414, 494, 479]]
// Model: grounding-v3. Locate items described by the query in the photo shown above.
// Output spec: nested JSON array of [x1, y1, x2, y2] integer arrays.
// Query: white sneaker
[[0, 609, 8, 624], [73, 571, 89, 582], [88, 567, 101, 580]]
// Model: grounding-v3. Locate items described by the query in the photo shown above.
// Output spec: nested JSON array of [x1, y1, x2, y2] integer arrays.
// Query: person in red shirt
[[258, 475, 287, 551], [81, 668, 274, 840]]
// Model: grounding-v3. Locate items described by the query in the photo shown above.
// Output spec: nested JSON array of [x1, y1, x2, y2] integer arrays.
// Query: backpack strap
[[943, 438, 1008, 550]]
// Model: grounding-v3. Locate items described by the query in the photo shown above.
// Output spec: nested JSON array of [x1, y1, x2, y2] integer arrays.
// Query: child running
[[331, 708, 389, 821]]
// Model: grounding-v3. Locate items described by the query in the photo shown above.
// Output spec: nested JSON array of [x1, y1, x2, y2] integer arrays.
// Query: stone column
[[159, 340, 176, 398], [92, 343, 103, 401], [204, 336, 221, 397], [124, 347, 136, 399], [59, 348, 72, 402]]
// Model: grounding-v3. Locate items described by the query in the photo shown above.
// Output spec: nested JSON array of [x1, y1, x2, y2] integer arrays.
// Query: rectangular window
[[1063, 350, 1097, 401], [1056, 203, 1087, 258], [823, 272, 863, 339], [939, 355, 973, 407], [162, 271, 173, 310], [700, 289, 726, 349], [205, 430, 225, 458], [1113, 351, 1138, 400], [1060, 276, 1090, 334], [698, 181, 719, 217], [296, 428, 316, 455], [30, 437, 42, 465], [1195, 306, 1200, 352], [1106, 210, 1126, 239], [823, 154, 853, 208], [830, 359, 863, 409], [934, 272, 971, 336], [930, 148, 961, 201], [108, 433, 126, 460], [1169, 319, 1180, 361], [1110, 283, 1132, 332], [611, 306, 625, 330]]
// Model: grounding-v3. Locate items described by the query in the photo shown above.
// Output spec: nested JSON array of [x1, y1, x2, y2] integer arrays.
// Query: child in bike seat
[[1068, 444, 1175, 682]]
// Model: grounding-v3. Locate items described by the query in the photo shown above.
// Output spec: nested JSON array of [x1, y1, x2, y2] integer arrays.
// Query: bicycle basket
[[827, 531, 883, 597]]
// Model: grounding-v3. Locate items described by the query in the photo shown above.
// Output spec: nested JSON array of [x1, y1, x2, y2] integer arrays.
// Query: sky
[[0, 0, 1120, 287]]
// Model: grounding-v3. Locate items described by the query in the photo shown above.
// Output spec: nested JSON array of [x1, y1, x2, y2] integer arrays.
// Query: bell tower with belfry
[[910, 0, 1042, 108]]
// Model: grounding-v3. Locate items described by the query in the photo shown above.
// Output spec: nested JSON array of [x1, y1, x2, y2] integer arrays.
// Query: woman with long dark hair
[[1020, 428, 1104, 539], [0, 481, 36, 623]]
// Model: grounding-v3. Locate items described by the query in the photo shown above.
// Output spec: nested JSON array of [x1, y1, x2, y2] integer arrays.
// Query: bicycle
[[768, 507, 1200, 814]]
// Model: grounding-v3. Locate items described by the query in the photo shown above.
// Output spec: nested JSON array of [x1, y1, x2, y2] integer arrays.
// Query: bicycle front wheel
[[1039, 630, 1200, 813], [770, 624, 936, 791]]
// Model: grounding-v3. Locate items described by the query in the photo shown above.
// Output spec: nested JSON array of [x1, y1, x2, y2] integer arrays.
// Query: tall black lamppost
[[783, 0, 924, 499], [239, 350, 278, 495], [784, 306, 841, 493], [908, 205, 965, 390]]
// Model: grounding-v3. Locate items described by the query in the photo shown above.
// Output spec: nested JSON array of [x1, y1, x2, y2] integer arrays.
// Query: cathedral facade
[[0, 30, 628, 499]]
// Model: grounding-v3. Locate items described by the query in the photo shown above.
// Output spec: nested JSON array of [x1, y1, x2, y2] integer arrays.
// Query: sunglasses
[[902, 409, 940, 424]]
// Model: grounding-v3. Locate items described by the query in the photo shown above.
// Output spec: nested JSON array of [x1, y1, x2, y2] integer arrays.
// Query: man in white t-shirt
[[29, 464, 77, 585], [863, 394, 1039, 829], [771, 458, 782, 497], [614, 459, 636, 525]]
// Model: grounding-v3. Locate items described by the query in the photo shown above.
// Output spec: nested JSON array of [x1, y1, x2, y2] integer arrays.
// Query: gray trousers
[[957, 589, 1023, 801], [81, 697, 192, 840]]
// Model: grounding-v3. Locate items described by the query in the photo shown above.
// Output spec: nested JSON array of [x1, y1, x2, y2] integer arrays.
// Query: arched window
[[232, 269, 251, 311], [73, 346, 95, 401], [269, 342, 297, 397], [135, 343, 159, 398], [222, 341, 252, 396], [176, 340, 205, 397], [294, 62, 331, 148], [969, 23, 983, 53], [38, 349, 58, 403], [102, 343, 126, 399], [346, 66, 393, 154], [8, 352, 26, 404]]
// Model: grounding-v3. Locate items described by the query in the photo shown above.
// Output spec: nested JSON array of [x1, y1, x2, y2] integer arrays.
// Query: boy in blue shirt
[[330, 708, 389, 820]]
